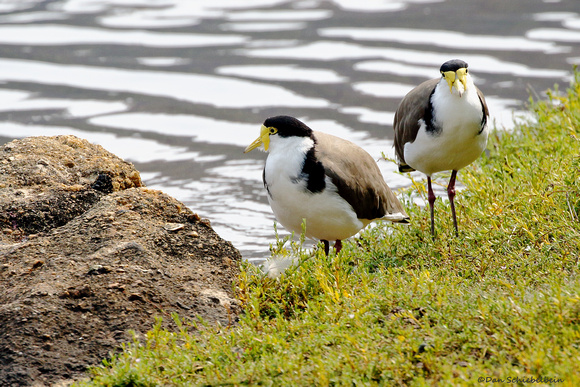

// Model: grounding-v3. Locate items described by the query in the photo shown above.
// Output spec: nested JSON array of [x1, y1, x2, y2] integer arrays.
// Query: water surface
[[1, 0, 579, 262]]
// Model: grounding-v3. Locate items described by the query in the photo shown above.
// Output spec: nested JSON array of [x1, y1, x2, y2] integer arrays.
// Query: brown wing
[[393, 78, 439, 170], [313, 131, 409, 222]]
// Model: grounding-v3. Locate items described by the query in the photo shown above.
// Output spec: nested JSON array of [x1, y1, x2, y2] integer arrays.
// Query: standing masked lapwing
[[245, 115, 409, 255], [394, 59, 489, 237]]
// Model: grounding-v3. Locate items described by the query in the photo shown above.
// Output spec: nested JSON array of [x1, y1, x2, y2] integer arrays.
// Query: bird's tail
[[383, 212, 410, 224], [398, 162, 415, 173], [382, 183, 411, 224]]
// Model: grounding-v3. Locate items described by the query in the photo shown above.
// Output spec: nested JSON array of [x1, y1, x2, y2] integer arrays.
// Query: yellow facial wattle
[[244, 125, 272, 153], [443, 68, 468, 97]]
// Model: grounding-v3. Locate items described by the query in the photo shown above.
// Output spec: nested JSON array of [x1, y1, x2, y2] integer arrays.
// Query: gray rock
[[0, 136, 241, 386]]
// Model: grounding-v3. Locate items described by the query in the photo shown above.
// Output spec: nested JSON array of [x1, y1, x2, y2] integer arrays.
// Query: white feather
[[261, 254, 301, 278]]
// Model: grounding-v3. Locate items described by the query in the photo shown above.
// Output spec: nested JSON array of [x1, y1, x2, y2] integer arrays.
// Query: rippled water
[[1, 0, 579, 262]]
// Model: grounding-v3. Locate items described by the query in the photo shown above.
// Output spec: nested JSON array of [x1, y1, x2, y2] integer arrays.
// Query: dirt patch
[[0, 136, 242, 386]]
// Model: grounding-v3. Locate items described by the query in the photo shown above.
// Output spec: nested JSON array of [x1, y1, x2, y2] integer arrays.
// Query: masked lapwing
[[245, 115, 409, 255], [394, 59, 489, 237]]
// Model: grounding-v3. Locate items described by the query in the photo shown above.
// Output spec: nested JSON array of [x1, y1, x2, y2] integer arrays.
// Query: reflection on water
[[1, 0, 579, 262]]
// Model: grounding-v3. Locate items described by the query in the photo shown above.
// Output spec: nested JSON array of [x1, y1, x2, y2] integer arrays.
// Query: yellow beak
[[244, 125, 271, 153], [443, 68, 468, 97]]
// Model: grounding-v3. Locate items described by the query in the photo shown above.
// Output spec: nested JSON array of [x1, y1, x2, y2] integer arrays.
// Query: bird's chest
[[432, 90, 483, 136], [405, 90, 487, 175], [263, 145, 309, 195]]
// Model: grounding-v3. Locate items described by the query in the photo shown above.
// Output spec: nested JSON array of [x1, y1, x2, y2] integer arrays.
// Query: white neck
[[268, 135, 314, 156], [432, 74, 482, 127], [265, 135, 314, 183]]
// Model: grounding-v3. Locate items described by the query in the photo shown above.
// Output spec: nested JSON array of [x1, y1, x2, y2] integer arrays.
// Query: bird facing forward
[[394, 59, 489, 237], [245, 115, 409, 255]]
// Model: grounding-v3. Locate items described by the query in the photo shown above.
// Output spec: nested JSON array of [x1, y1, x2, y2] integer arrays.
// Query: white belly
[[405, 121, 487, 175], [267, 175, 366, 241]]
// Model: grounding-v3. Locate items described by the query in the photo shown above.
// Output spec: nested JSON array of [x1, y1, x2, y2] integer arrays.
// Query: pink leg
[[322, 240, 330, 255], [447, 170, 458, 237], [427, 176, 436, 238], [334, 240, 342, 254]]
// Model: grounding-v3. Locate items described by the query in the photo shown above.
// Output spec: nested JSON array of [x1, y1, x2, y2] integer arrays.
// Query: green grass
[[79, 74, 580, 386]]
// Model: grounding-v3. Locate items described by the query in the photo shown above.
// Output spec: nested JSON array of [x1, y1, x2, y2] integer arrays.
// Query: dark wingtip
[[398, 164, 415, 173]]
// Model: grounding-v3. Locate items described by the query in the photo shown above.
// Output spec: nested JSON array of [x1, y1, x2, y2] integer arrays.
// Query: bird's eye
[[269, 127, 278, 135]]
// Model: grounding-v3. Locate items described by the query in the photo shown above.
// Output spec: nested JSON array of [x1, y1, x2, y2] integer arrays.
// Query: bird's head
[[244, 116, 313, 153], [440, 59, 469, 97]]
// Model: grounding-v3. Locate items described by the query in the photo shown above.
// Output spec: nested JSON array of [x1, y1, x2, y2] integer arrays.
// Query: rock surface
[[0, 136, 242, 386]]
